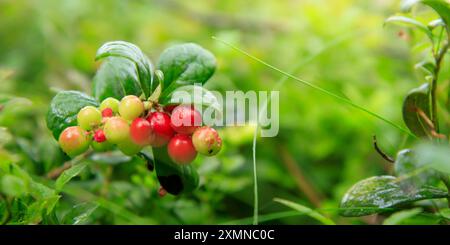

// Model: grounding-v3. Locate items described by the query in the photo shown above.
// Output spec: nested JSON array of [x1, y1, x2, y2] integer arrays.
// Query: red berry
[[102, 108, 114, 118], [167, 134, 197, 165], [158, 186, 167, 197], [146, 112, 175, 147], [94, 129, 106, 143], [170, 105, 202, 135], [130, 117, 153, 146]]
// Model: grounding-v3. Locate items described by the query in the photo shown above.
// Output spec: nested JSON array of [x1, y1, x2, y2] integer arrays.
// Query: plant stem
[[252, 125, 258, 225], [431, 30, 449, 135]]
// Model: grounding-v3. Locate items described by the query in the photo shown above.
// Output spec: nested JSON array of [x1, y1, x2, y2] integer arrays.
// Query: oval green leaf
[[95, 41, 155, 98], [384, 16, 432, 40], [157, 43, 216, 99], [339, 175, 448, 217], [55, 160, 90, 191], [152, 147, 199, 195], [46, 91, 98, 140], [402, 0, 450, 29], [394, 149, 439, 186], [402, 83, 432, 138]]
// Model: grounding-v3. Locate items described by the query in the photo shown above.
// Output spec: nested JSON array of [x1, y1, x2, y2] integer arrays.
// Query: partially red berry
[[102, 108, 114, 118], [146, 112, 175, 147], [94, 129, 106, 143], [158, 186, 167, 197], [130, 117, 153, 146], [170, 105, 202, 135], [167, 134, 197, 165], [192, 126, 222, 156], [58, 126, 90, 157]]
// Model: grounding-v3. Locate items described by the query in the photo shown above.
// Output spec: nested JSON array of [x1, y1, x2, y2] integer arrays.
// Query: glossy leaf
[[402, 83, 432, 138], [339, 176, 448, 217], [55, 161, 90, 191], [157, 43, 216, 98], [62, 202, 99, 225], [415, 60, 436, 76], [428, 18, 445, 28], [152, 147, 199, 195], [384, 16, 432, 39], [415, 143, 450, 174], [273, 198, 335, 225], [95, 41, 155, 98], [89, 151, 132, 165], [394, 149, 439, 186], [402, 0, 450, 29], [46, 91, 98, 140], [92, 57, 143, 101]]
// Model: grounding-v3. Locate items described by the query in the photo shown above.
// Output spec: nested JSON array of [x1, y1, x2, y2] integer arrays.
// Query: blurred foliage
[[0, 0, 449, 224]]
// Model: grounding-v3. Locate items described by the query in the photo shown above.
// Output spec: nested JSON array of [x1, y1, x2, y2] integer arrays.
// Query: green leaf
[[95, 41, 155, 99], [414, 143, 450, 174], [402, 0, 450, 30], [428, 18, 446, 29], [339, 176, 448, 217], [384, 16, 432, 39], [62, 202, 99, 225], [46, 91, 98, 140], [273, 198, 335, 225], [440, 208, 450, 220], [394, 149, 439, 186], [383, 208, 423, 225], [89, 151, 132, 165], [152, 147, 199, 195], [55, 161, 90, 191], [0, 175, 27, 197], [414, 60, 436, 76], [402, 83, 432, 138], [158, 43, 216, 99], [159, 85, 222, 117], [93, 57, 143, 101]]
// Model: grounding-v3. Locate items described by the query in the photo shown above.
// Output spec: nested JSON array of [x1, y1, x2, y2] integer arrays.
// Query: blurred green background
[[0, 0, 448, 224]]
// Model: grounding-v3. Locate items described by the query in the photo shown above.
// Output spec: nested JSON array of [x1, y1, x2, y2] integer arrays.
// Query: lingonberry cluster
[[58, 95, 222, 165]]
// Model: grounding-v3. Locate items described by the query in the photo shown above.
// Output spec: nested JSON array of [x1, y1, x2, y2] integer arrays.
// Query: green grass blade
[[274, 198, 335, 225], [252, 127, 258, 225], [212, 36, 416, 138]]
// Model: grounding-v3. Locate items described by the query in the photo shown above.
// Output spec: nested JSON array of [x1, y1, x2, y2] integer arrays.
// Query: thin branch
[[278, 145, 323, 207], [372, 135, 395, 163], [430, 33, 449, 134], [416, 108, 446, 139]]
